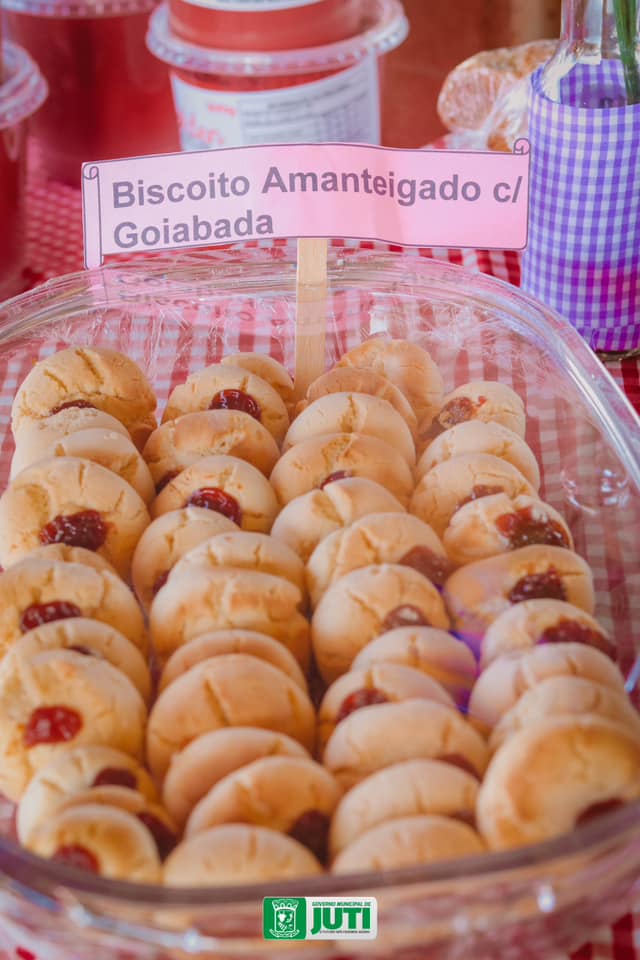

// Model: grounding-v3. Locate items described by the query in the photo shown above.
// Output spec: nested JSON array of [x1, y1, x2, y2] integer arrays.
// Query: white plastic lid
[[147, 0, 409, 77], [1, 0, 155, 17], [0, 41, 48, 130]]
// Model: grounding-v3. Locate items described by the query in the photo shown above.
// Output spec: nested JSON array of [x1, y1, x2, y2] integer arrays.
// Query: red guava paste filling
[[438, 753, 479, 779], [424, 396, 487, 440], [496, 506, 570, 550], [209, 389, 261, 422], [336, 687, 389, 723], [539, 618, 616, 660], [16, 947, 37, 960], [382, 604, 430, 630], [288, 809, 330, 864], [68, 645, 100, 658], [575, 798, 624, 827], [20, 600, 82, 633], [508, 568, 567, 604], [442, 396, 486, 428], [399, 545, 452, 587], [50, 400, 96, 415], [39, 510, 108, 552], [155, 469, 180, 495], [137, 812, 177, 860], [320, 470, 352, 490], [186, 487, 242, 525], [457, 484, 504, 510], [24, 706, 83, 747], [152, 571, 169, 596], [52, 844, 99, 873], [92, 767, 137, 790]]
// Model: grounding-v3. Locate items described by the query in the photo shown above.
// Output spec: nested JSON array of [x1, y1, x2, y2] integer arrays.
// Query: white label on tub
[[171, 57, 380, 152], [182, 0, 324, 9]]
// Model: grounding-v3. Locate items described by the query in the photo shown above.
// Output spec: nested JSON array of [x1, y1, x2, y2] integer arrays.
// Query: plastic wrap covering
[[437, 39, 557, 151]]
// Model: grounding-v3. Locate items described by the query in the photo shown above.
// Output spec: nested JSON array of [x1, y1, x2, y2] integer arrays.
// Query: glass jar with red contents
[[147, 0, 408, 151], [3, 0, 180, 186], [0, 41, 47, 300]]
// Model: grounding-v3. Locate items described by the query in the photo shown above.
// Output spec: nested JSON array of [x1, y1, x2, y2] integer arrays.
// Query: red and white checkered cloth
[[3, 144, 638, 960]]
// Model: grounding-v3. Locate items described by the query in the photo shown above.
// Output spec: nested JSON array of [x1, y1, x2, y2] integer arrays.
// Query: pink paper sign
[[81, 141, 530, 268]]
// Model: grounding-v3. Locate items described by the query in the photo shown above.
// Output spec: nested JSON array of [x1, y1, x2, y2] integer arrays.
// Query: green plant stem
[[613, 0, 640, 104]]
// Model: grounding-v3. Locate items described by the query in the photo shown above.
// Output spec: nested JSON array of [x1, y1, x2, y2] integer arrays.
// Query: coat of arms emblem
[[269, 899, 301, 939]]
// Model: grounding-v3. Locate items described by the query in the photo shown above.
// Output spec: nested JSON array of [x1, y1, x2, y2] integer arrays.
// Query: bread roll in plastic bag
[[437, 40, 557, 151]]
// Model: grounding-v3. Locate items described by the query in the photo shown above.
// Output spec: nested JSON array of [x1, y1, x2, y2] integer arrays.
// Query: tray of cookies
[[0, 246, 637, 960]]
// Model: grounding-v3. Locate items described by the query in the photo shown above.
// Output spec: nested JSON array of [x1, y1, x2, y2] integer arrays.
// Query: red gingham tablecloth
[[6, 146, 640, 960]]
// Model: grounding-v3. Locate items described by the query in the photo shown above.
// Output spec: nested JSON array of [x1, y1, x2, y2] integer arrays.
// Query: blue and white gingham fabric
[[522, 64, 640, 353]]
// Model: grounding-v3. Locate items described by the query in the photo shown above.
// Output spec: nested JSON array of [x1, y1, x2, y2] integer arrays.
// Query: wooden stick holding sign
[[293, 238, 329, 403]]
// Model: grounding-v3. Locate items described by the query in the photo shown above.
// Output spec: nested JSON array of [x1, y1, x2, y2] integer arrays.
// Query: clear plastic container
[[168, 0, 363, 51], [147, 0, 408, 150], [0, 41, 47, 301], [3, 0, 180, 186], [0, 246, 638, 959]]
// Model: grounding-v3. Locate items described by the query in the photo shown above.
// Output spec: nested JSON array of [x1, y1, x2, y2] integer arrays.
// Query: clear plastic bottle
[[540, 0, 640, 107]]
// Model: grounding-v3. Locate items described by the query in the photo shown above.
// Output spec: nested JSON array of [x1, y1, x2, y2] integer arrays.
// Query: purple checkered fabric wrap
[[521, 64, 640, 353]]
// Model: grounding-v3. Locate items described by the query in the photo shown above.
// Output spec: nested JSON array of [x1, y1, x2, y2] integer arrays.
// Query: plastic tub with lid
[[3, 0, 181, 186], [147, 0, 408, 151], [0, 246, 638, 959], [168, 0, 364, 51], [0, 41, 47, 301]]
